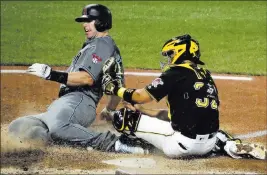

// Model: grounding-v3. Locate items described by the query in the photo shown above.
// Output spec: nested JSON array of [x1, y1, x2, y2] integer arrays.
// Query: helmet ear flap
[[94, 19, 106, 32]]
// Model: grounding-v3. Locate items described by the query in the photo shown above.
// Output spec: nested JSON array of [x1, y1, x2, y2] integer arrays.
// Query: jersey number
[[194, 82, 218, 110], [195, 98, 218, 110]]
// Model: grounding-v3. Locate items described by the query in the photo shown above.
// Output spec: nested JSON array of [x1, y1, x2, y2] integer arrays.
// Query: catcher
[[102, 34, 267, 159]]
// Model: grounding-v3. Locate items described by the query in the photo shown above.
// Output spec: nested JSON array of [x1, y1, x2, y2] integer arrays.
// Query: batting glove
[[27, 63, 51, 79]]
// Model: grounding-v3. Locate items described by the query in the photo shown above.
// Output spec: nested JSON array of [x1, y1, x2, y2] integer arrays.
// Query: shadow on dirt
[[1, 149, 45, 170]]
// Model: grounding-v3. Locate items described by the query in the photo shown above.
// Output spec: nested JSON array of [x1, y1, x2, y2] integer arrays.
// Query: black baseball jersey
[[145, 62, 219, 135]]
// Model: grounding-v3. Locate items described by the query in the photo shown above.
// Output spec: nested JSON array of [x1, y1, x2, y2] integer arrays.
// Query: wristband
[[117, 87, 136, 104], [117, 87, 126, 98], [113, 85, 120, 95], [47, 70, 68, 84]]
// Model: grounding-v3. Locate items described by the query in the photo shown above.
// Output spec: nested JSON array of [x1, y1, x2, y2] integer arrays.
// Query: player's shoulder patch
[[150, 77, 164, 88], [92, 53, 102, 64]]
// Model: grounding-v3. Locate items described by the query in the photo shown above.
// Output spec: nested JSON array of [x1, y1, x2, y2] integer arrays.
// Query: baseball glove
[[102, 74, 122, 95], [102, 57, 123, 79]]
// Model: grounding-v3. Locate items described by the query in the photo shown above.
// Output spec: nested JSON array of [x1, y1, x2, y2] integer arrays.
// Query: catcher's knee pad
[[112, 108, 141, 136]]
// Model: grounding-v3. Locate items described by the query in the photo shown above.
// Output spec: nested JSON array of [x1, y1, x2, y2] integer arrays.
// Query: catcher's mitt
[[102, 57, 123, 78], [102, 74, 122, 95]]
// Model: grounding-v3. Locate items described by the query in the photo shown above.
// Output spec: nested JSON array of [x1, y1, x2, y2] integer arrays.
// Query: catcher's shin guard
[[112, 108, 141, 136]]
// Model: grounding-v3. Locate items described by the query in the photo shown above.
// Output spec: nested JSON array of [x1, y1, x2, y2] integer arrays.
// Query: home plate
[[102, 157, 156, 168]]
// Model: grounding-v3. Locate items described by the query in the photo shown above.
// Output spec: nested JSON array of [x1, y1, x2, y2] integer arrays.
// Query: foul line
[[1, 70, 253, 81], [235, 130, 267, 139]]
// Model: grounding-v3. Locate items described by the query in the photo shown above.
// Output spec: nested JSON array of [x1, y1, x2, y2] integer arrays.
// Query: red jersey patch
[[92, 54, 102, 64]]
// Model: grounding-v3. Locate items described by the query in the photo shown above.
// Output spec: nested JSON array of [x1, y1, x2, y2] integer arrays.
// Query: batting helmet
[[161, 34, 204, 69], [75, 4, 112, 32]]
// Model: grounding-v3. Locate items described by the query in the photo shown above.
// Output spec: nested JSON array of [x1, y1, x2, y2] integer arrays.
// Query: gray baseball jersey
[[59, 35, 124, 104], [8, 36, 124, 151]]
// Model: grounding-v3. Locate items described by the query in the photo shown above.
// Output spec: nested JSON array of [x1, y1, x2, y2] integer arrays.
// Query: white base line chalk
[[235, 130, 267, 139], [1, 70, 253, 81]]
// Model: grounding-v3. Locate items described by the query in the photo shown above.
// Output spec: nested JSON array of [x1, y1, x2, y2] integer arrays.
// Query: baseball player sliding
[[8, 4, 151, 154], [102, 34, 267, 159]]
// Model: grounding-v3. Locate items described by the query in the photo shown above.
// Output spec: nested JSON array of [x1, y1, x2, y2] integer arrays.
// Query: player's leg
[[41, 92, 95, 138], [8, 113, 49, 143], [112, 108, 220, 158], [134, 114, 174, 149], [45, 92, 97, 128], [38, 92, 119, 151], [112, 108, 190, 157], [133, 114, 202, 158]]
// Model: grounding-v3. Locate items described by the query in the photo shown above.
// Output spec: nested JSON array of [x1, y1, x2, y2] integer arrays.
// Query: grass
[[1, 1, 266, 75]]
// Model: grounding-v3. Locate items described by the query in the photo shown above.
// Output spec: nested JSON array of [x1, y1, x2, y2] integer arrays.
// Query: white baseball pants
[[135, 114, 217, 158]]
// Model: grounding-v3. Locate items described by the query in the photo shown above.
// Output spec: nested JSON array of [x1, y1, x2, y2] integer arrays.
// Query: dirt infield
[[1, 66, 266, 174]]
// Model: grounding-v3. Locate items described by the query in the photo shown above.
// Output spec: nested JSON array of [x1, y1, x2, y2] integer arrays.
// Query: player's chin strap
[[112, 108, 141, 136]]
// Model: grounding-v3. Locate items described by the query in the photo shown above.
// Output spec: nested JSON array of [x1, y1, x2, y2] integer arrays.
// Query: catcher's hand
[[27, 63, 51, 79], [102, 74, 122, 95]]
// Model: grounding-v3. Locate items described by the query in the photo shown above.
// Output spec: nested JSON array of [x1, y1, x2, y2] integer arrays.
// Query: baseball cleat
[[224, 141, 267, 160], [235, 142, 267, 160], [115, 134, 152, 154], [115, 140, 149, 155]]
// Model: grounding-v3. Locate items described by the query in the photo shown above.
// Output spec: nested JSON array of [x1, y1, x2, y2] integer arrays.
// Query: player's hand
[[122, 101, 137, 112], [102, 74, 122, 95], [100, 107, 115, 121], [27, 63, 51, 79]]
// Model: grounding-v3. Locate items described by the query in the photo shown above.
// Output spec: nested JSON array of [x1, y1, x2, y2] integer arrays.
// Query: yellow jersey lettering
[[195, 98, 209, 108], [194, 82, 204, 90], [210, 100, 218, 110]]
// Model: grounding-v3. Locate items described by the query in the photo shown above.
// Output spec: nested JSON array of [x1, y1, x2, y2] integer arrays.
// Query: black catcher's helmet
[[75, 4, 112, 32], [160, 34, 204, 69]]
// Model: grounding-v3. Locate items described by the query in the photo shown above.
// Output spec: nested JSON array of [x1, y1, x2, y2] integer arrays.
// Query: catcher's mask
[[160, 34, 204, 70], [75, 4, 112, 32]]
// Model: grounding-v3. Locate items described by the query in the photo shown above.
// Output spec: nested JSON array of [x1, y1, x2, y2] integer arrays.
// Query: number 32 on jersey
[[194, 82, 218, 110]]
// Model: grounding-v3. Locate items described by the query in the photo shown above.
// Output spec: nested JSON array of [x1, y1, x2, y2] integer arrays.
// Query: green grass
[[1, 1, 266, 75]]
